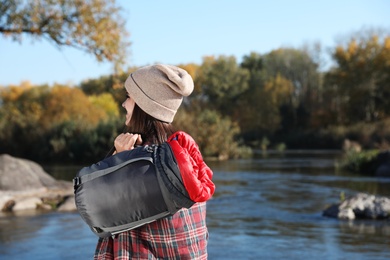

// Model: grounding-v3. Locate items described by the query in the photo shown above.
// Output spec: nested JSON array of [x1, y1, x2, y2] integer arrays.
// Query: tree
[[0, 84, 121, 161], [89, 92, 118, 115], [260, 48, 321, 131], [262, 48, 320, 107], [175, 108, 245, 160], [80, 71, 130, 105], [325, 29, 390, 124], [240, 52, 263, 89], [44, 85, 111, 128], [197, 55, 249, 116], [0, 0, 129, 69], [237, 74, 293, 140]]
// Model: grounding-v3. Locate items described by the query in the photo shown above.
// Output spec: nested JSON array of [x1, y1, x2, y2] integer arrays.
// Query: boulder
[[0, 154, 59, 191], [57, 195, 77, 212], [0, 154, 75, 212], [323, 193, 390, 220], [12, 197, 42, 211]]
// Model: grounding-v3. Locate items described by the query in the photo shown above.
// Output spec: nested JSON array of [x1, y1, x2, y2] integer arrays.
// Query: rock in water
[[323, 192, 390, 220], [0, 154, 58, 191]]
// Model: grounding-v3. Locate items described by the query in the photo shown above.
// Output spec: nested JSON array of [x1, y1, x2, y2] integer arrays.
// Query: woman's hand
[[114, 133, 143, 153]]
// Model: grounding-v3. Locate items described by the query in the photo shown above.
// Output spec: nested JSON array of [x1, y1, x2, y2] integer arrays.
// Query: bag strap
[[73, 156, 153, 188]]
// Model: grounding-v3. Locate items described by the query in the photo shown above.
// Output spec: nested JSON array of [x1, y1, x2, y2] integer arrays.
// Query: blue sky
[[1, 0, 389, 86]]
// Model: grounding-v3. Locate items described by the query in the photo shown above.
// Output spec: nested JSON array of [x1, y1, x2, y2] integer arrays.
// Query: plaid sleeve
[[94, 202, 209, 260]]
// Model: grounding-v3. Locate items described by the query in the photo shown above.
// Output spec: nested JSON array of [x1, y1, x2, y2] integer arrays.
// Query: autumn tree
[[262, 48, 320, 104], [0, 0, 129, 70], [237, 52, 266, 139], [43, 85, 119, 127], [240, 52, 263, 89], [0, 82, 48, 139], [325, 29, 390, 124], [260, 48, 321, 131], [0, 84, 120, 161], [80, 71, 131, 105], [237, 74, 293, 140], [196, 55, 249, 116], [175, 108, 245, 160], [43, 86, 120, 161]]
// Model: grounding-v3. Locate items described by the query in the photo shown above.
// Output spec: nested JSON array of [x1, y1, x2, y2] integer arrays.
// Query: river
[[1, 150, 389, 259]]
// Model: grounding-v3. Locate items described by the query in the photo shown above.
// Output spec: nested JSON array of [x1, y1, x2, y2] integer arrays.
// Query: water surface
[[1, 151, 389, 259]]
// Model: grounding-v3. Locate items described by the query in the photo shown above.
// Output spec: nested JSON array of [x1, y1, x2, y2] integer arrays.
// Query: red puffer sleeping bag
[[168, 131, 215, 202]]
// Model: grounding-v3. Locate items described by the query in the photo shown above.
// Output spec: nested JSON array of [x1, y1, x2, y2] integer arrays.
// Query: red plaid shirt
[[94, 202, 208, 259]]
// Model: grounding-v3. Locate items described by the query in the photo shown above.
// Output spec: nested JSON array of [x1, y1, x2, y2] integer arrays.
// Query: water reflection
[[336, 220, 390, 256], [0, 212, 96, 259], [0, 210, 45, 244]]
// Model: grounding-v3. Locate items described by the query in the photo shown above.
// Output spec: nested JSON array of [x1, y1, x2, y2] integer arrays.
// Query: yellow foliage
[[88, 93, 119, 118], [264, 74, 293, 105], [347, 39, 358, 56], [236, 74, 293, 134], [43, 86, 107, 129], [381, 37, 390, 66], [3, 0, 129, 72], [384, 37, 390, 49], [177, 63, 200, 80], [202, 56, 216, 65], [0, 83, 32, 102], [335, 46, 348, 62]]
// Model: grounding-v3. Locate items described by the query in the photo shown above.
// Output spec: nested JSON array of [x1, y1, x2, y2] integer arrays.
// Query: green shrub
[[274, 143, 287, 152], [175, 108, 252, 160], [260, 137, 270, 151], [340, 149, 380, 173]]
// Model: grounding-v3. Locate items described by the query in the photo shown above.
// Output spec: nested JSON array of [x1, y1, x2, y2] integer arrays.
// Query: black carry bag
[[73, 143, 195, 238]]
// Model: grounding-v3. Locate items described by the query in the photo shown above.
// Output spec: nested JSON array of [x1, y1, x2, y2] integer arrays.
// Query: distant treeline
[[1, 29, 390, 163]]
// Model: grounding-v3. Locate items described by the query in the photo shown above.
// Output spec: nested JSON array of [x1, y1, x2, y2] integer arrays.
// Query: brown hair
[[126, 104, 175, 145]]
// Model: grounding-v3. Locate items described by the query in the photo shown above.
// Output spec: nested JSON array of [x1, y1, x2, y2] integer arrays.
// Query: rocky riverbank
[[0, 154, 76, 213]]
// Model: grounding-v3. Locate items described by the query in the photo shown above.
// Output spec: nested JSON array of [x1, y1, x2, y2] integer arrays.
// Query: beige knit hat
[[124, 64, 194, 123]]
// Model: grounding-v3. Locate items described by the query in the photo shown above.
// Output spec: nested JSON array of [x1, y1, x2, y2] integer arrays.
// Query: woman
[[94, 64, 215, 259]]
